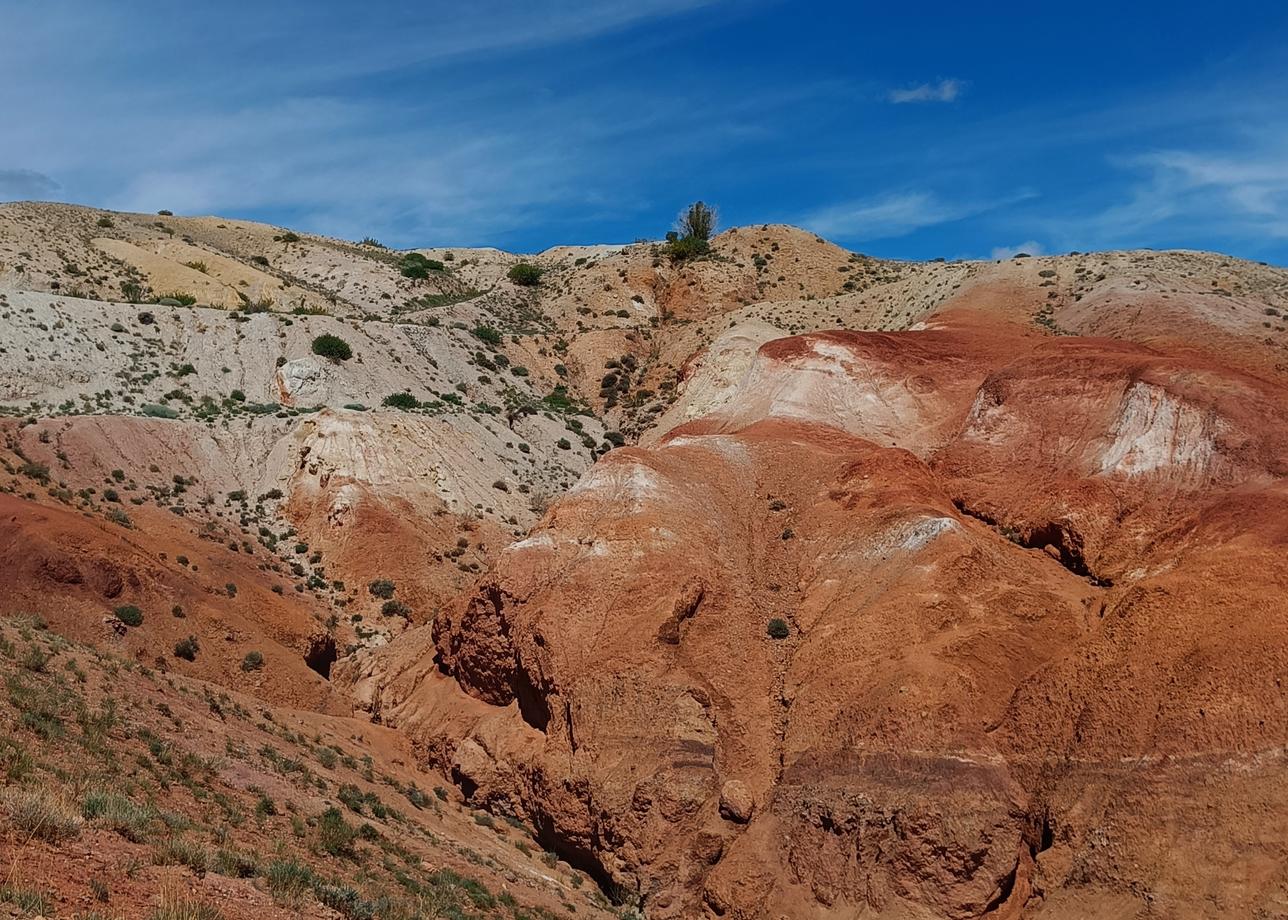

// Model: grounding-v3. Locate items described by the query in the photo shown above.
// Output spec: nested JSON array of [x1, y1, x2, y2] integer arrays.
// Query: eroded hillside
[[3, 200, 1288, 919]]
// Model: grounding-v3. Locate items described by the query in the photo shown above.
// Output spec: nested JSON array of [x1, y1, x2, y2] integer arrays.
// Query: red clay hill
[[344, 307, 1288, 919]]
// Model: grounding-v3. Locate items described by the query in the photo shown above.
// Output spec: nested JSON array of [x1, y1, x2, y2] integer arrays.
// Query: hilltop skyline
[[2, 0, 1287, 263]]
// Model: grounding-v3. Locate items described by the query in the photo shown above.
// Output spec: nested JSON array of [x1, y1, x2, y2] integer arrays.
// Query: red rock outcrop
[[358, 310, 1288, 918]]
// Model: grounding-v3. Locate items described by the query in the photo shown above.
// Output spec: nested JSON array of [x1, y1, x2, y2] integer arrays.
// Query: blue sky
[[2, 1, 1287, 262]]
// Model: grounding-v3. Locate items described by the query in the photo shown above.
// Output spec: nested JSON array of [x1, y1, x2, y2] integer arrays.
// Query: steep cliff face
[[352, 314, 1288, 918]]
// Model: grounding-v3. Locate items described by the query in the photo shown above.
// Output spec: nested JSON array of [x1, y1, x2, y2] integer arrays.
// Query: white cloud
[[990, 240, 1044, 260], [888, 79, 963, 104], [802, 189, 1035, 241], [1047, 137, 1288, 248]]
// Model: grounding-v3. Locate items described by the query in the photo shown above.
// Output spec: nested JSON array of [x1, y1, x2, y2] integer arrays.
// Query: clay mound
[[366, 315, 1288, 918]]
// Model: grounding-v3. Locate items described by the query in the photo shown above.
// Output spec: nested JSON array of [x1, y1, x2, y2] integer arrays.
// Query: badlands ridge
[[1, 200, 1287, 918]]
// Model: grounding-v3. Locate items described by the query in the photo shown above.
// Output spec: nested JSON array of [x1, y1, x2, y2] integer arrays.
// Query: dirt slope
[[4, 200, 1288, 919], [351, 313, 1288, 919]]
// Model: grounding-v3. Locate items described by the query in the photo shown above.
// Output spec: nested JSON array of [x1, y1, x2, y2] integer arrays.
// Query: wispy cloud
[[0, 168, 61, 200], [1042, 134, 1288, 249], [801, 189, 1033, 241], [888, 78, 963, 104], [990, 240, 1044, 260]]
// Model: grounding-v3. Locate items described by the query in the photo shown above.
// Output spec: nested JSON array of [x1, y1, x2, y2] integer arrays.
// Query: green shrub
[[767, 618, 790, 640], [381, 392, 420, 410], [155, 292, 197, 306], [114, 605, 143, 627], [173, 636, 199, 661], [472, 324, 502, 345], [82, 791, 155, 841], [664, 234, 710, 262], [265, 858, 314, 904], [152, 834, 210, 872], [97, 216, 114, 228], [141, 404, 180, 419], [381, 600, 411, 618], [311, 334, 352, 361], [507, 262, 543, 286], [368, 579, 395, 599], [398, 252, 444, 278], [241, 651, 264, 672], [677, 200, 718, 241], [274, 231, 301, 243], [317, 807, 357, 857]]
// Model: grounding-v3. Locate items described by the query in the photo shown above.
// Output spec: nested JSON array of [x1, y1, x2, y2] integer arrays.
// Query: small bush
[[82, 791, 155, 841], [664, 234, 710, 262], [152, 834, 210, 873], [265, 859, 313, 905], [114, 605, 144, 627], [141, 404, 180, 419], [399, 252, 445, 278], [381, 600, 411, 618], [317, 806, 357, 857], [173, 636, 199, 661], [155, 292, 197, 306], [368, 579, 395, 599], [311, 334, 352, 361], [507, 262, 543, 286], [241, 651, 264, 672], [472, 324, 503, 346], [767, 618, 790, 640], [381, 392, 420, 410], [1, 786, 82, 842]]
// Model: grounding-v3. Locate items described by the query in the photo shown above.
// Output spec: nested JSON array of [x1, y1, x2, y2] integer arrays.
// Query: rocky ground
[[3, 200, 1288, 918]]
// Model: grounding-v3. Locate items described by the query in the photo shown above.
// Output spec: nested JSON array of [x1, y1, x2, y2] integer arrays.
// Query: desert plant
[[677, 200, 718, 241], [368, 579, 395, 600], [1, 786, 82, 842], [82, 790, 155, 841], [381, 392, 420, 410], [381, 600, 411, 618], [316, 807, 357, 857], [311, 334, 352, 361], [766, 618, 790, 640], [114, 605, 143, 627], [173, 636, 199, 661], [398, 252, 444, 278], [472, 324, 503, 345], [507, 262, 543, 286], [241, 651, 264, 672]]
